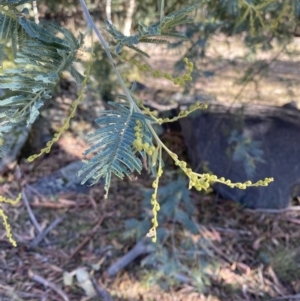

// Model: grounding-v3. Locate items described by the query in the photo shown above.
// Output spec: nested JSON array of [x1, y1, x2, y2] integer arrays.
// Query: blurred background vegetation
[[33, 0, 300, 104]]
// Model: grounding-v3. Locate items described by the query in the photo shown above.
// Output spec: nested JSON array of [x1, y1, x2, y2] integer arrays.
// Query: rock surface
[[180, 102, 300, 209]]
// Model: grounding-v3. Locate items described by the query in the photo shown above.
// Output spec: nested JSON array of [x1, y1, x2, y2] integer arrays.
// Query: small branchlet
[[0, 0, 278, 247], [139, 100, 208, 124], [146, 165, 163, 243], [106, 4, 198, 57], [169, 151, 274, 191], [128, 51, 273, 241], [0, 193, 21, 247], [144, 147, 273, 241], [122, 56, 193, 86], [28, 47, 93, 162]]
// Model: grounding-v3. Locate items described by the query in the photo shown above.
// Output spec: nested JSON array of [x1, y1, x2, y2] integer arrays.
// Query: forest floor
[[1, 9, 300, 301]]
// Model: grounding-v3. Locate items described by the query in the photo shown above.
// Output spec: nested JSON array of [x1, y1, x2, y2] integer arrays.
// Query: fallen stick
[[91, 276, 114, 301], [107, 240, 155, 277], [22, 189, 43, 233], [29, 217, 63, 248], [269, 294, 300, 300], [64, 215, 105, 264], [28, 269, 69, 301], [246, 206, 300, 213]]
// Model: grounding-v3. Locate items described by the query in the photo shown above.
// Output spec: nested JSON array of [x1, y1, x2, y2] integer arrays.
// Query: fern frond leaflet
[[139, 38, 170, 44], [0, 19, 84, 158], [28, 33, 92, 162], [78, 101, 155, 197], [104, 4, 197, 56]]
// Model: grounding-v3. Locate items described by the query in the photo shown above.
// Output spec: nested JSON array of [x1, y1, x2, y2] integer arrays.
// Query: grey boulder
[[180, 102, 300, 209]]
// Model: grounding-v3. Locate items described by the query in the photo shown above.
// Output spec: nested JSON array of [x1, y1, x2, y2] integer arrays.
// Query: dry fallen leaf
[[63, 268, 96, 297], [75, 268, 96, 297]]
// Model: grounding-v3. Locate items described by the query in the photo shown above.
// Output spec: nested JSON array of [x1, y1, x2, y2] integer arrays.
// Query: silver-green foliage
[[78, 101, 155, 197], [0, 0, 199, 203], [0, 2, 84, 153], [1, 1, 274, 200], [0, 1, 27, 64], [124, 176, 198, 241], [124, 177, 212, 292], [0, 0, 276, 248], [106, 4, 197, 57]]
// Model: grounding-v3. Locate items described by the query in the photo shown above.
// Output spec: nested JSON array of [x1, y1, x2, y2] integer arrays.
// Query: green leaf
[[18, 17, 70, 49], [0, 20, 84, 157], [78, 102, 154, 197]]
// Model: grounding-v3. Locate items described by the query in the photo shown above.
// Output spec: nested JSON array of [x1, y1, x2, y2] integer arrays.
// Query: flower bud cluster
[[122, 56, 194, 86], [146, 166, 163, 243], [157, 101, 208, 124], [169, 151, 274, 191], [133, 120, 156, 155], [0, 193, 21, 247], [137, 100, 207, 125]]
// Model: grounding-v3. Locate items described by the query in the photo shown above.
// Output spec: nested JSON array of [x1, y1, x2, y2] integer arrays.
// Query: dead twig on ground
[[28, 269, 69, 301], [269, 294, 300, 300], [22, 189, 51, 245], [211, 226, 252, 236], [91, 276, 114, 301], [246, 207, 300, 214], [30, 200, 80, 209], [29, 217, 63, 248], [107, 239, 155, 277], [64, 215, 106, 264], [22, 189, 42, 233], [25, 185, 48, 200]]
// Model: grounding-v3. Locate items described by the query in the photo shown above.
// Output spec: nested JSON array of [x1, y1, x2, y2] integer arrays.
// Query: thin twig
[[29, 217, 63, 248], [22, 188, 52, 245], [245, 206, 300, 214], [64, 215, 105, 264], [91, 277, 114, 301], [268, 294, 300, 300], [25, 185, 48, 200], [197, 225, 234, 264], [79, 0, 137, 111], [28, 270, 69, 301], [107, 240, 155, 277], [22, 189, 48, 239], [212, 226, 252, 235]]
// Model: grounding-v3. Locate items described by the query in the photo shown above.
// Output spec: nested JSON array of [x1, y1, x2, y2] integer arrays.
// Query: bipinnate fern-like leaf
[[0, 11, 84, 156], [106, 4, 198, 57], [78, 102, 154, 197], [0, 1, 38, 64], [0, 7, 24, 64]]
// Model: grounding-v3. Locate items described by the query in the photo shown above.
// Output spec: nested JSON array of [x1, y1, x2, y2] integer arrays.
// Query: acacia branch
[[79, 0, 137, 111]]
